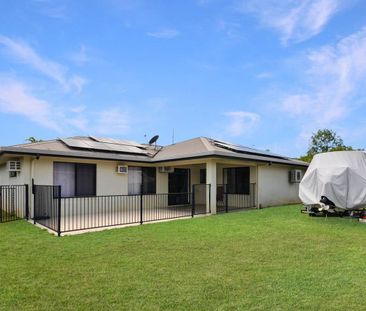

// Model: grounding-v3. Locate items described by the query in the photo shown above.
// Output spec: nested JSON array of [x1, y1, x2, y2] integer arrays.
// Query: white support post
[[206, 160, 217, 214]]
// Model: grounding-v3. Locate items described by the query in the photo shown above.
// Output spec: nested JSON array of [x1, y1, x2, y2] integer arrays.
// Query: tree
[[25, 137, 41, 143], [299, 129, 353, 162]]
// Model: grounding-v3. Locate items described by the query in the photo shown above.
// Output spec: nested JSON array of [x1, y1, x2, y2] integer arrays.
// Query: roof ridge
[[11, 139, 58, 147], [200, 137, 216, 152], [162, 136, 205, 148]]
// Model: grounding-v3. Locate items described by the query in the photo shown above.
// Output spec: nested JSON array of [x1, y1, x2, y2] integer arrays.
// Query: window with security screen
[[53, 162, 96, 197]]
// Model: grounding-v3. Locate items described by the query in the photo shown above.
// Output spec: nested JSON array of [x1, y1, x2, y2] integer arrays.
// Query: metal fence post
[[208, 184, 211, 214], [33, 185, 36, 224], [253, 183, 256, 208], [0, 186, 2, 223], [225, 185, 229, 213], [25, 184, 29, 220], [209, 184, 211, 213], [192, 185, 195, 218], [57, 185, 61, 237], [140, 184, 143, 225]]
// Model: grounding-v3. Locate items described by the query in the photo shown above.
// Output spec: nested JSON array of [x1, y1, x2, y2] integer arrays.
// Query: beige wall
[[0, 154, 306, 212], [257, 164, 305, 207], [0, 156, 207, 196], [31, 156, 129, 195]]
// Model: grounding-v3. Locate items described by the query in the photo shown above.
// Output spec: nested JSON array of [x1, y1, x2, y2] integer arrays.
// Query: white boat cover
[[299, 151, 366, 209]]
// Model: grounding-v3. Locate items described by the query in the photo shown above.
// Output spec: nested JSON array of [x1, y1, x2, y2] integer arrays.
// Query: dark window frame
[[223, 167, 250, 195], [142, 167, 156, 195], [128, 166, 157, 195], [53, 162, 97, 197], [168, 168, 191, 206], [200, 169, 206, 184]]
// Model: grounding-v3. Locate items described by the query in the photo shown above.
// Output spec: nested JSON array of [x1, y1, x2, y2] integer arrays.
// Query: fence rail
[[33, 184, 211, 235], [0, 184, 29, 223], [217, 183, 256, 213]]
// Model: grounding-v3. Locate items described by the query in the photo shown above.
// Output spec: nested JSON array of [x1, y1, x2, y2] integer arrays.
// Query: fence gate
[[0, 185, 29, 223], [192, 184, 211, 215], [33, 185, 61, 235], [217, 183, 256, 213]]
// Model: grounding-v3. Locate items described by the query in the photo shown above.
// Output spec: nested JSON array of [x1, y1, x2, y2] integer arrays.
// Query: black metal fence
[[217, 183, 256, 213], [0, 184, 29, 223], [33, 184, 211, 235], [33, 185, 61, 235]]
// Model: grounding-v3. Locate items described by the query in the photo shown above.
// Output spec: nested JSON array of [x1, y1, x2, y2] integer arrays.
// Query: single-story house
[[0, 136, 308, 234]]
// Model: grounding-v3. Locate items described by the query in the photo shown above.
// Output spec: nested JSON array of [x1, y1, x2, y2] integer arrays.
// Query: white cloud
[[70, 105, 87, 113], [69, 45, 90, 66], [238, 0, 343, 44], [95, 108, 131, 135], [66, 116, 89, 132], [147, 29, 180, 39], [256, 72, 273, 79], [0, 78, 133, 136], [281, 27, 366, 137], [31, 0, 67, 20], [217, 20, 242, 39], [0, 35, 86, 92], [0, 79, 61, 131], [225, 111, 260, 136], [282, 27, 366, 120], [69, 75, 87, 93]]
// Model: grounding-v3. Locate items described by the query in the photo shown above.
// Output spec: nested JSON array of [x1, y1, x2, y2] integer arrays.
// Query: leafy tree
[[25, 137, 42, 143], [299, 129, 353, 162]]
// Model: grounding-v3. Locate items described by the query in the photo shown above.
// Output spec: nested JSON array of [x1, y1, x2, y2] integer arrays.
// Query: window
[[128, 167, 142, 195], [143, 167, 156, 194], [296, 171, 301, 181], [200, 169, 206, 184], [224, 167, 250, 194], [128, 167, 156, 195], [53, 162, 96, 197]]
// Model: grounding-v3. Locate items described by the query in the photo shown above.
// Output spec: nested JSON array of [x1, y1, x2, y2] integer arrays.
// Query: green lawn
[[1, 205, 366, 311]]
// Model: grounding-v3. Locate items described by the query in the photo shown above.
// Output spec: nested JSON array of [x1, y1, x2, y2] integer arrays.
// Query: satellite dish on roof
[[149, 135, 159, 145]]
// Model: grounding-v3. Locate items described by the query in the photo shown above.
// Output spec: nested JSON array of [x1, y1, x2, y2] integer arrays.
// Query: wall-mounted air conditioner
[[159, 166, 174, 173], [289, 169, 302, 183], [8, 160, 21, 172], [116, 165, 128, 174]]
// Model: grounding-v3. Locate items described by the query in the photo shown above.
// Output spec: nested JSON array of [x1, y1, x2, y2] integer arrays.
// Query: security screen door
[[168, 168, 190, 205]]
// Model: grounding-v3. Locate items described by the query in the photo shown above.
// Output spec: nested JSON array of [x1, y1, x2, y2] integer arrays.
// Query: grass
[[1, 205, 366, 311]]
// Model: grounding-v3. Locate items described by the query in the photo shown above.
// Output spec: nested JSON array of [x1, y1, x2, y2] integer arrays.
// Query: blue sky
[[0, 0, 366, 157]]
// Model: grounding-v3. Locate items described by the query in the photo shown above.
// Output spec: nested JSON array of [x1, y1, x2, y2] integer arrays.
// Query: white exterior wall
[[0, 157, 32, 186], [31, 157, 128, 195], [156, 171, 168, 193], [257, 164, 305, 207], [0, 156, 208, 196]]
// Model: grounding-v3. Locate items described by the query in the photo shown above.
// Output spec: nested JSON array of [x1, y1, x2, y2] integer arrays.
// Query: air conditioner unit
[[116, 165, 128, 174], [8, 160, 21, 172], [159, 166, 174, 173], [289, 169, 302, 183]]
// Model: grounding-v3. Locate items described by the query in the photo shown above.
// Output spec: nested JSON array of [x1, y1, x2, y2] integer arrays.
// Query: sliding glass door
[[168, 168, 190, 205]]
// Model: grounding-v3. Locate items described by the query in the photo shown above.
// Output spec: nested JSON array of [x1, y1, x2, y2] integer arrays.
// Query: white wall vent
[[8, 160, 21, 172], [289, 169, 302, 183], [116, 165, 128, 174], [159, 166, 174, 173]]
